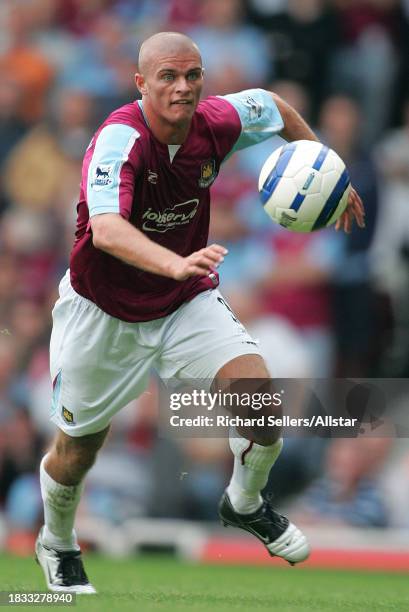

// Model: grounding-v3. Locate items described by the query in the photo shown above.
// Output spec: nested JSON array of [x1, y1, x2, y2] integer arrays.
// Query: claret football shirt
[[70, 89, 283, 322]]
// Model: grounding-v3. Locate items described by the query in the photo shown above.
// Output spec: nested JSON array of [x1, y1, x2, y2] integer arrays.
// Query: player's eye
[[187, 71, 201, 81], [161, 73, 174, 81]]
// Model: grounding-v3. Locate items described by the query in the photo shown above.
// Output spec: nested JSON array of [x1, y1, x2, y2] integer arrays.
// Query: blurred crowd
[[1, 0, 409, 552]]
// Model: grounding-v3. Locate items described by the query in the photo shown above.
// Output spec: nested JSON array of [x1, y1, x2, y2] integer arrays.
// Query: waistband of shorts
[[60, 270, 104, 313]]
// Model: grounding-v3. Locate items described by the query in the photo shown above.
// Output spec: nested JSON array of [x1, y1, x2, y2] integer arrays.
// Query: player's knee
[[54, 433, 104, 474]]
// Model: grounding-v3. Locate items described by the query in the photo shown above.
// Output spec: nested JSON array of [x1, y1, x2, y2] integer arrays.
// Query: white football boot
[[35, 527, 96, 594], [219, 491, 310, 565]]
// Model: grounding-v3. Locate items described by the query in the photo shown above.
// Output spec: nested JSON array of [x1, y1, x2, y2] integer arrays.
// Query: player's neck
[[141, 102, 191, 145], [154, 123, 190, 145]]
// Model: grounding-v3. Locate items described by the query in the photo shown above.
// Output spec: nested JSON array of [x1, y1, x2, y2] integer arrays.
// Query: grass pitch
[[1, 553, 408, 611]]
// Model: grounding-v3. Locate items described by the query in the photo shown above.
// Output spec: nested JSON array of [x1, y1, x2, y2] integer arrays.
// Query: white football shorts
[[49, 271, 262, 436]]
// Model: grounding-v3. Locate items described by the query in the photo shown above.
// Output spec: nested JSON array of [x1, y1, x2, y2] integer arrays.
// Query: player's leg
[[40, 426, 110, 547], [158, 290, 309, 564], [215, 354, 282, 513], [37, 271, 156, 593], [36, 426, 109, 594], [215, 354, 310, 564]]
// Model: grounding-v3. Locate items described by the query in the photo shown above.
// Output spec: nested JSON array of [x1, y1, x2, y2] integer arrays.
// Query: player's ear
[[135, 72, 148, 96]]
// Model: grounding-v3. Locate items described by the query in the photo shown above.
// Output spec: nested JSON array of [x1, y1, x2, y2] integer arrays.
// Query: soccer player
[[35, 32, 364, 593]]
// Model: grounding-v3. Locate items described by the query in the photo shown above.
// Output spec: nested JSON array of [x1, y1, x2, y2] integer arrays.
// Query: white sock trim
[[229, 429, 283, 470]]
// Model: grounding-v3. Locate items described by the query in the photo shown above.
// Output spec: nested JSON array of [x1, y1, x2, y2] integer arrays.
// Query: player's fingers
[[344, 209, 353, 234], [349, 203, 365, 228], [203, 251, 225, 265], [196, 254, 222, 268], [350, 189, 364, 208], [207, 244, 228, 255], [186, 264, 213, 277], [190, 250, 222, 266], [353, 192, 365, 216], [336, 210, 349, 233], [196, 249, 225, 266], [349, 188, 365, 227], [176, 262, 212, 280], [350, 186, 364, 208]]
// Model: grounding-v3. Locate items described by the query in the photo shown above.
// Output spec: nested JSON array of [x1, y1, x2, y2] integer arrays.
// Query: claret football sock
[[39, 454, 83, 551], [226, 430, 283, 514]]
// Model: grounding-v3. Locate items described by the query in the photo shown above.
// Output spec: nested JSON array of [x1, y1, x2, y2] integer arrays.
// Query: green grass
[[1, 553, 408, 612]]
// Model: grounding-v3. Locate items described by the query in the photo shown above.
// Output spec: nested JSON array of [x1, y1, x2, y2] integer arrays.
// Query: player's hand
[[335, 186, 365, 233], [170, 244, 228, 281]]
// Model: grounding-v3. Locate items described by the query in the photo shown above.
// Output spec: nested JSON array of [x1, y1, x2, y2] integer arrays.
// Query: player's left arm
[[270, 91, 365, 233]]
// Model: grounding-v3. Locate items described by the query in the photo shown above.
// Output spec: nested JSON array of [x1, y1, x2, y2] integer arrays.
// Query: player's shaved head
[[138, 32, 202, 76], [135, 31, 204, 142]]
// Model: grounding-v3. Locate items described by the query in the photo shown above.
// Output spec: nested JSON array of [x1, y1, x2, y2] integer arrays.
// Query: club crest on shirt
[[199, 159, 217, 188], [90, 164, 114, 190], [62, 406, 75, 424]]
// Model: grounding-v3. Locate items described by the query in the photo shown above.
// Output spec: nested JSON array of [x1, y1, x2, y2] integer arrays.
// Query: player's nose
[[174, 76, 191, 93]]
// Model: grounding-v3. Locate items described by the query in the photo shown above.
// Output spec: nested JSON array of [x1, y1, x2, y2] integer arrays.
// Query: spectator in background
[[0, 207, 60, 303], [0, 77, 28, 171], [372, 97, 409, 376], [330, 0, 399, 146], [246, 0, 340, 119], [318, 95, 380, 377], [256, 225, 341, 378], [167, 0, 202, 29], [0, 335, 19, 427], [381, 436, 409, 528], [3, 410, 44, 537], [188, 0, 271, 95], [9, 298, 50, 371], [56, 0, 116, 37], [0, 253, 20, 322], [0, 2, 54, 124], [0, 333, 44, 539], [394, 0, 409, 122], [2, 87, 95, 217], [293, 437, 392, 528]]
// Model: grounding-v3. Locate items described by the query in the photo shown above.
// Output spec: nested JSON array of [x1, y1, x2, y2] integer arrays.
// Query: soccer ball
[[258, 140, 351, 232]]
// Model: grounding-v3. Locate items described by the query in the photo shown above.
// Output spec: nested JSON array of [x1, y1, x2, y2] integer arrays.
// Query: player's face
[[138, 54, 204, 126]]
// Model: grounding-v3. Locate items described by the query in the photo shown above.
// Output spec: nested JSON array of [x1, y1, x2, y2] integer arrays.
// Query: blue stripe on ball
[[312, 168, 350, 231], [290, 144, 330, 212], [260, 142, 297, 205]]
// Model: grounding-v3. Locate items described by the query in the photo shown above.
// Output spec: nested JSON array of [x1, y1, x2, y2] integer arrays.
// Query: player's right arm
[[86, 122, 226, 281], [91, 213, 226, 281]]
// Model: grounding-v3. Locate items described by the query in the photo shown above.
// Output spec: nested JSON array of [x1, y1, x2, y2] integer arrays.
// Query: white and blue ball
[[258, 140, 351, 232]]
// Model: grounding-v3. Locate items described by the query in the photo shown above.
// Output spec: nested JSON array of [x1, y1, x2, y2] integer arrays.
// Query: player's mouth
[[171, 100, 193, 105]]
